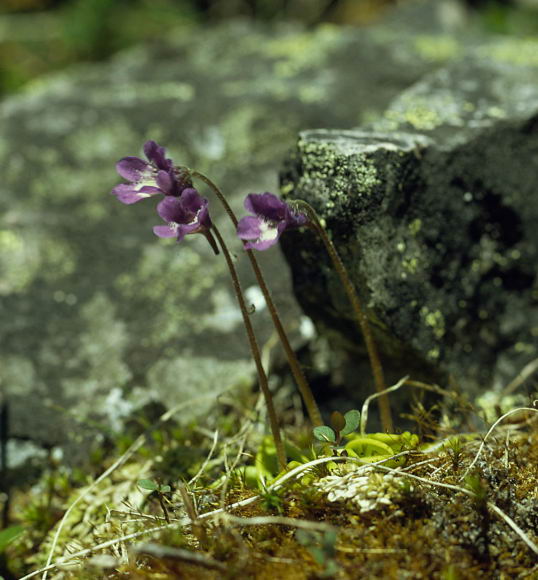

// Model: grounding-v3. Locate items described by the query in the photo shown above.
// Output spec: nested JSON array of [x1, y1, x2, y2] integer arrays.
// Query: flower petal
[[156, 170, 173, 194], [153, 225, 178, 238], [177, 222, 200, 237], [281, 205, 308, 229], [243, 237, 279, 251], [180, 188, 204, 213], [111, 184, 154, 205], [237, 215, 262, 240], [157, 196, 188, 224], [237, 215, 282, 251], [144, 140, 170, 170], [244, 192, 287, 221], [116, 157, 149, 181]]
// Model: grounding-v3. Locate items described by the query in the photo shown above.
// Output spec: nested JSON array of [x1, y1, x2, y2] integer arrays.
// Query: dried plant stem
[[192, 170, 322, 426], [460, 407, 538, 480], [133, 543, 227, 571], [296, 202, 392, 432], [211, 224, 286, 471], [40, 434, 147, 580], [502, 357, 538, 396], [360, 376, 407, 435]]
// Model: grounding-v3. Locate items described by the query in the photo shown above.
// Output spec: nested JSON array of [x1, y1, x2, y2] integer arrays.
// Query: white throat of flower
[[168, 207, 202, 232], [135, 168, 159, 198], [257, 219, 279, 243], [187, 207, 203, 227]]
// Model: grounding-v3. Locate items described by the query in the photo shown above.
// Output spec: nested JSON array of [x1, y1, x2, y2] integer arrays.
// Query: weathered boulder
[[281, 44, 538, 398], [0, 13, 462, 466]]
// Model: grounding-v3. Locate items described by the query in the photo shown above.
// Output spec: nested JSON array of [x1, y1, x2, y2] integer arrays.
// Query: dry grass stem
[[461, 407, 538, 479]]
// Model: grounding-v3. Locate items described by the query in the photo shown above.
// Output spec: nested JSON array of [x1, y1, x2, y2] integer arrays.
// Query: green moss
[[427, 346, 440, 360], [115, 243, 224, 345], [481, 37, 538, 66], [420, 306, 446, 340], [295, 139, 380, 216], [266, 26, 339, 73], [382, 87, 472, 131], [87, 81, 194, 107], [514, 341, 535, 355], [0, 230, 75, 294], [384, 101, 444, 131], [298, 140, 340, 182], [348, 155, 380, 195], [402, 256, 420, 274], [408, 218, 422, 236], [66, 120, 141, 164], [414, 35, 461, 62]]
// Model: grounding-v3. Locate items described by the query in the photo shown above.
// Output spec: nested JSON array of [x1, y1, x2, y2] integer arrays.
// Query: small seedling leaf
[[137, 479, 159, 491], [296, 529, 312, 546], [310, 546, 326, 565], [313, 425, 336, 443], [322, 530, 338, 554], [341, 410, 360, 435], [330, 411, 346, 433], [0, 525, 24, 552], [159, 485, 171, 493]]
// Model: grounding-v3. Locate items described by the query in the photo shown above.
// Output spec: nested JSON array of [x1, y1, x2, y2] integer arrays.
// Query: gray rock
[[0, 15, 457, 459], [281, 47, 538, 399]]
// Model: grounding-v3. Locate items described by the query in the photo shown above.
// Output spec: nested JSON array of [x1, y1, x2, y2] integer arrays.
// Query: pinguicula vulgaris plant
[[112, 140, 393, 472], [112, 141, 323, 471], [236, 192, 393, 432]]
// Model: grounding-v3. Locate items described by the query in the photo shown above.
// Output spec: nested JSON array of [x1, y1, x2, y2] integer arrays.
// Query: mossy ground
[[4, 387, 538, 579]]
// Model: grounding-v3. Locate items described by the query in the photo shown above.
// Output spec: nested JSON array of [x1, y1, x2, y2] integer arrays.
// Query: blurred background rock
[[1, 0, 537, 98]]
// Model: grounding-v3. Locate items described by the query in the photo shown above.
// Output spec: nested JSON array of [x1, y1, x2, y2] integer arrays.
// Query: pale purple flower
[[153, 188, 212, 242], [236, 192, 308, 250], [112, 140, 191, 204]]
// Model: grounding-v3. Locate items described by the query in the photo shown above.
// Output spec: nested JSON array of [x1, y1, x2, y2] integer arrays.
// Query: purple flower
[[153, 188, 212, 242], [112, 140, 191, 204], [236, 192, 308, 250]]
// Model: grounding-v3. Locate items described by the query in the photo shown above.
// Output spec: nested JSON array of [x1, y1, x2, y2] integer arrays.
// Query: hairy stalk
[[191, 170, 322, 426], [294, 201, 393, 432], [211, 224, 286, 471]]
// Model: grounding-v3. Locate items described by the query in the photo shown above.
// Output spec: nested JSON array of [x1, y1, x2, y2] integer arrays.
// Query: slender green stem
[[192, 170, 323, 427], [294, 201, 393, 432], [211, 224, 287, 471]]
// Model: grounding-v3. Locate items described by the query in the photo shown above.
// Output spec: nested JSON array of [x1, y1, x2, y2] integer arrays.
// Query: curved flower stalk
[[111, 141, 286, 470], [191, 172, 323, 427], [237, 192, 393, 433]]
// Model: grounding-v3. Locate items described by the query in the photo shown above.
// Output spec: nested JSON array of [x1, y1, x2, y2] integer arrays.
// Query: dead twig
[[132, 542, 227, 571]]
